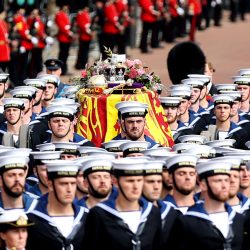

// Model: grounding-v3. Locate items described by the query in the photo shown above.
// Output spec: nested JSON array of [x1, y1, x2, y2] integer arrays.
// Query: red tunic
[[13, 14, 33, 50], [138, 0, 157, 22], [168, 0, 179, 17], [0, 19, 10, 62], [27, 16, 46, 49], [114, 0, 130, 27], [55, 10, 72, 43], [103, 2, 120, 34], [76, 10, 92, 41]]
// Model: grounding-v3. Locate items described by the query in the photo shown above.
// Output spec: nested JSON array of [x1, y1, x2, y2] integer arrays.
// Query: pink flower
[[128, 68, 138, 79], [125, 59, 134, 68], [137, 68, 145, 76], [81, 70, 87, 78], [134, 59, 143, 68]]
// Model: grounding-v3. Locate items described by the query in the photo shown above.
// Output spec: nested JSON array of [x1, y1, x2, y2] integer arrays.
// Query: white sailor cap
[[13, 85, 37, 93], [213, 94, 235, 105], [0, 210, 34, 230], [30, 150, 62, 162], [102, 140, 130, 152], [0, 148, 31, 158], [219, 91, 242, 101], [43, 160, 80, 179], [187, 74, 211, 85], [232, 76, 250, 86], [196, 161, 231, 179], [212, 147, 240, 156], [36, 143, 56, 151], [185, 145, 216, 159], [0, 155, 29, 173], [151, 152, 177, 162], [116, 101, 148, 119], [53, 142, 80, 155], [62, 86, 79, 96], [144, 160, 164, 175], [0, 73, 9, 83], [115, 101, 148, 111], [2, 98, 25, 110], [165, 154, 198, 173], [80, 156, 113, 177], [170, 89, 192, 99], [222, 151, 250, 166], [120, 141, 151, 157], [50, 98, 77, 105], [238, 69, 250, 76], [209, 156, 242, 171], [0, 146, 15, 154], [215, 84, 236, 93], [87, 151, 117, 159], [142, 147, 171, 156], [170, 84, 192, 91], [205, 139, 236, 148], [10, 87, 36, 100], [24, 78, 46, 89], [178, 135, 207, 144], [37, 74, 59, 87], [172, 143, 199, 153], [78, 146, 107, 157], [112, 157, 148, 176], [47, 105, 75, 120], [159, 96, 182, 107], [181, 78, 205, 89]]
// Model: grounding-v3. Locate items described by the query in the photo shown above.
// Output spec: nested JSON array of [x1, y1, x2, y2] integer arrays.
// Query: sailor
[[112, 101, 159, 147], [168, 160, 246, 250], [27, 160, 88, 250], [0, 149, 38, 212], [84, 157, 162, 250], [163, 154, 198, 214]]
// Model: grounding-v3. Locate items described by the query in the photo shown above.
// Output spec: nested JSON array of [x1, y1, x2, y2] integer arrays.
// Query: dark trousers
[[28, 47, 43, 78], [165, 16, 178, 42], [214, 4, 222, 26], [58, 42, 71, 75], [139, 21, 156, 52], [0, 61, 9, 73], [75, 40, 90, 70]]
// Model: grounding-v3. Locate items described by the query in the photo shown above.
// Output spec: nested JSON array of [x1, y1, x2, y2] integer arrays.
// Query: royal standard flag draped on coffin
[[77, 90, 174, 147]]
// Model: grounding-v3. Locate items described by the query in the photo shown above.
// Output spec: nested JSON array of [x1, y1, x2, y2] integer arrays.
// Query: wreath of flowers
[[70, 47, 162, 92]]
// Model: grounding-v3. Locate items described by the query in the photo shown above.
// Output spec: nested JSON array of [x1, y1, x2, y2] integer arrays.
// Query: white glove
[[177, 7, 185, 16], [31, 37, 39, 45], [47, 20, 53, 27], [45, 36, 54, 45], [19, 46, 26, 54]]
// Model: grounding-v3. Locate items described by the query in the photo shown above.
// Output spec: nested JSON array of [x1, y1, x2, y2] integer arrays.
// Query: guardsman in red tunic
[[12, 8, 33, 85], [27, 8, 46, 78], [138, 0, 160, 53], [0, 11, 10, 72], [75, 2, 92, 70], [103, 0, 121, 58], [187, 0, 202, 41], [55, 3, 73, 75]]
